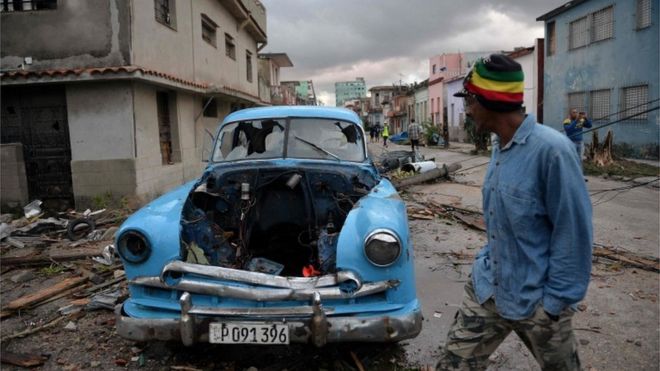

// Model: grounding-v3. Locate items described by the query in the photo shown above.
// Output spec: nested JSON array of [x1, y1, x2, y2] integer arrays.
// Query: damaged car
[[115, 106, 422, 346]]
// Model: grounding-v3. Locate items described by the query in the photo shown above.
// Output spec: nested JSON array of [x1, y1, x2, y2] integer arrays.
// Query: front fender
[[116, 180, 197, 279], [336, 179, 416, 303]]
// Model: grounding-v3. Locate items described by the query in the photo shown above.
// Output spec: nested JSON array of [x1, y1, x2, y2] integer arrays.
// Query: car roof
[[222, 106, 362, 125]]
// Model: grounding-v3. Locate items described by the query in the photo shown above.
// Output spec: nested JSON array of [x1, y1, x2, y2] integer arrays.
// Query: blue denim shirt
[[472, 114, 593, 320]]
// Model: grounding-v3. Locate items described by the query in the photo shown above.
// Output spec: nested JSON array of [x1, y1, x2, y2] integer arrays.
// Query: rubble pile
[[0, 200, 130, 368]]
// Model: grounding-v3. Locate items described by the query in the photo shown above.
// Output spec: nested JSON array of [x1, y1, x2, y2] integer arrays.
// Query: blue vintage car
[[115, 106, 422, 346]]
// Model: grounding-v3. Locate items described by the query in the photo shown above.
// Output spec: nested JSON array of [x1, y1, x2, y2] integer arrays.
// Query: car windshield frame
[[211, 117, 366, 163]]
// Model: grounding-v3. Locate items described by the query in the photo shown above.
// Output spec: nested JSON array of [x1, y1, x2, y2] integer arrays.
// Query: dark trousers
[[410, 139, 419, 152]]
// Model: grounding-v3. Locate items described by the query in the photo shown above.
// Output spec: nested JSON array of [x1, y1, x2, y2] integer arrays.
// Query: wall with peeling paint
[[541, 0, 659, 157], [0, 0, 131, 70]]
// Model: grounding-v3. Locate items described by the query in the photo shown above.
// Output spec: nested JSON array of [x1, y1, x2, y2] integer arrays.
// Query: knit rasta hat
[[453, 54, 524, 112]]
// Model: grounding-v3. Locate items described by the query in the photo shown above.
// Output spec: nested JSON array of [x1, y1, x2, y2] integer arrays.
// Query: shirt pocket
[[498, 184, 538, 230]]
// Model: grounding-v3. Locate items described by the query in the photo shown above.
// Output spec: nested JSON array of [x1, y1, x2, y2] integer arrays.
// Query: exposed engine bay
[[180, 166, 379, 277]]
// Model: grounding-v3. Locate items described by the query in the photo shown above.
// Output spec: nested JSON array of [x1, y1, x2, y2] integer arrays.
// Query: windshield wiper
[[294, 136, 341, 161]]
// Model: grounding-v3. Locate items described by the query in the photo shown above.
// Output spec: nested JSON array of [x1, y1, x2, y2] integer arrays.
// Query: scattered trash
[[67, 218, 96, 241], [87, 289, 123, 311], [100, 226, 119, 241], [63, 321, 78, 331], [10, 270, 35, 283], [0, 351, 49, 368], [433, 311, 443, 319], [113, 269, 126, 279], [92, 245, 116, 266], [0, 223, 14, 240], [23, 200, 43, 219], [0, 213, 14, 224], [86, 229, 106, 241]]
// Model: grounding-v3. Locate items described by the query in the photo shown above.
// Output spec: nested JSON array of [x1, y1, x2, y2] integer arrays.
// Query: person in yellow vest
[[382, 123, 390, 148]]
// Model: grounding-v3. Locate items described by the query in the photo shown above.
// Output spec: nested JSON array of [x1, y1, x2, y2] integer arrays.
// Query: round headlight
[[364, 230, 401, 267], [117, 230, 151, 264]]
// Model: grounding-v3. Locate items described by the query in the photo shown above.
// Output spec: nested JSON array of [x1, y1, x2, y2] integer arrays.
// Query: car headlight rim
[[117, 230, 152, 264], [364, 229, 402, 267]]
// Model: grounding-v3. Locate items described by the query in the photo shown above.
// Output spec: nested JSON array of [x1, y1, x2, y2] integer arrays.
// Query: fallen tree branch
[[1, 251, 102, 267], [4, 275, 88, 311], [593, 246, 659, 273], [1, 315, 66, 342]]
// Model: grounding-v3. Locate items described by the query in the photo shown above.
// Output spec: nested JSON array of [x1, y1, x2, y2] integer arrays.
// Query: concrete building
[[367, 85, 397, 130], [428, 52, 494, 134], [413, 79, 430, 125], [537, 0, 659, 158], [1, 0, 270, 209], [505, 41, 545, 121], [445, 75, 468, 143], [335, 77, 366, 107], [258, 52, 294, 105]]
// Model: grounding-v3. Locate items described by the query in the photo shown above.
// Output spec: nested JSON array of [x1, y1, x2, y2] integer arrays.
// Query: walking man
[[563, 108, 592, 161], [437, 54, 593, 371], [408, 118, 422, 152], [382, 122, 390, 148]]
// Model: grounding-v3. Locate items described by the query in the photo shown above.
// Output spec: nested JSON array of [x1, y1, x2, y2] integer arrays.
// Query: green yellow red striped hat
[[454, 54, 524, 112]]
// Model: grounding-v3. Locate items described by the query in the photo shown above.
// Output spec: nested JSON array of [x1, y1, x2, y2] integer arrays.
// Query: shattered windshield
[[212, 118, 365, 162], [286, 118, 365, 162], [212, 119, 286, 162]]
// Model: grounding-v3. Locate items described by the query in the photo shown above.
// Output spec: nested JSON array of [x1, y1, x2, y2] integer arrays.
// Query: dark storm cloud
[[259, 0, 567, 105]]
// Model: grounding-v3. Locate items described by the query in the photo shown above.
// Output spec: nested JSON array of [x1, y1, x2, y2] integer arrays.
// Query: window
[[590, 89, 610, 121], [225, 33, 236, 60], [202, 97, 217, 118], [568, 92, 587, 115], [622, 85, 649, 120], [637, 0, 652, 29], [591, 6, 614, 43], [432, 65, 437, 74], [246, 50, 253, 82], [201, 14, 217, 47], [547, 22, 556, 56], [154, 0, 175, 29], [1, 0, 57, 12], [157, 92, 173, 164], [569, 16, 589, 49]]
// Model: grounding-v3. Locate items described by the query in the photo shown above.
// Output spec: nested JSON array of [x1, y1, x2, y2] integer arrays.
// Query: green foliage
[[40, 263, 65, 276], [421, 120, 438, 144], [92, 191, 114, 210]]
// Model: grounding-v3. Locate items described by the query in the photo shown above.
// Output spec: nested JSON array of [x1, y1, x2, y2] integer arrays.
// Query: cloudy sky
[[260, 0, 567, 106]]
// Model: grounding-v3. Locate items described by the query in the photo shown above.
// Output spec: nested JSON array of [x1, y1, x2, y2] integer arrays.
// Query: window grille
[[622, 85, 649, 120], [154, 0, 171, 26], [225, 34, 236, 60], [201, 14, 217, 46], [1, 0, 56, 12], [246, 51, 253, 82], [568, 92, 587, 115], [591, 6, 614, 42], [590, 89, 610, 121], [569, 17, 589, 49], [547, 22, 556, 56], [637, 0, 652, 29]]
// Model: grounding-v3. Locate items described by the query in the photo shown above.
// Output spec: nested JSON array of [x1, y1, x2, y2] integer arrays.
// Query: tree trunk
[[587, 130, 614, 167]]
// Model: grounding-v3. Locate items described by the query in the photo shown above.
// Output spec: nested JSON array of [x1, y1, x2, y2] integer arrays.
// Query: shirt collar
[[493, 114, 536, 151]]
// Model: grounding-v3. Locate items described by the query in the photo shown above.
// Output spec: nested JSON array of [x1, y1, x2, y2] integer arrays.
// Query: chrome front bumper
[[115, 296, 422, 346], [117, 261, 422, 346]]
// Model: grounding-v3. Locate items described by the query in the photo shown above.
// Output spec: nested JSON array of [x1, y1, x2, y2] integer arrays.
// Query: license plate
[[209, 322, 289, 344]]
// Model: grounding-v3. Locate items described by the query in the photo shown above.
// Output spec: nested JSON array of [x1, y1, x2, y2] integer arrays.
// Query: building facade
[[1, 0, 269, 209], [258, 52, 293, 105], [506, 42, 544, 121], [367, 86, 396, 129], [537, 0, 659, 158], [413, 79, 429, 125], [335, 77, 366, 107]]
